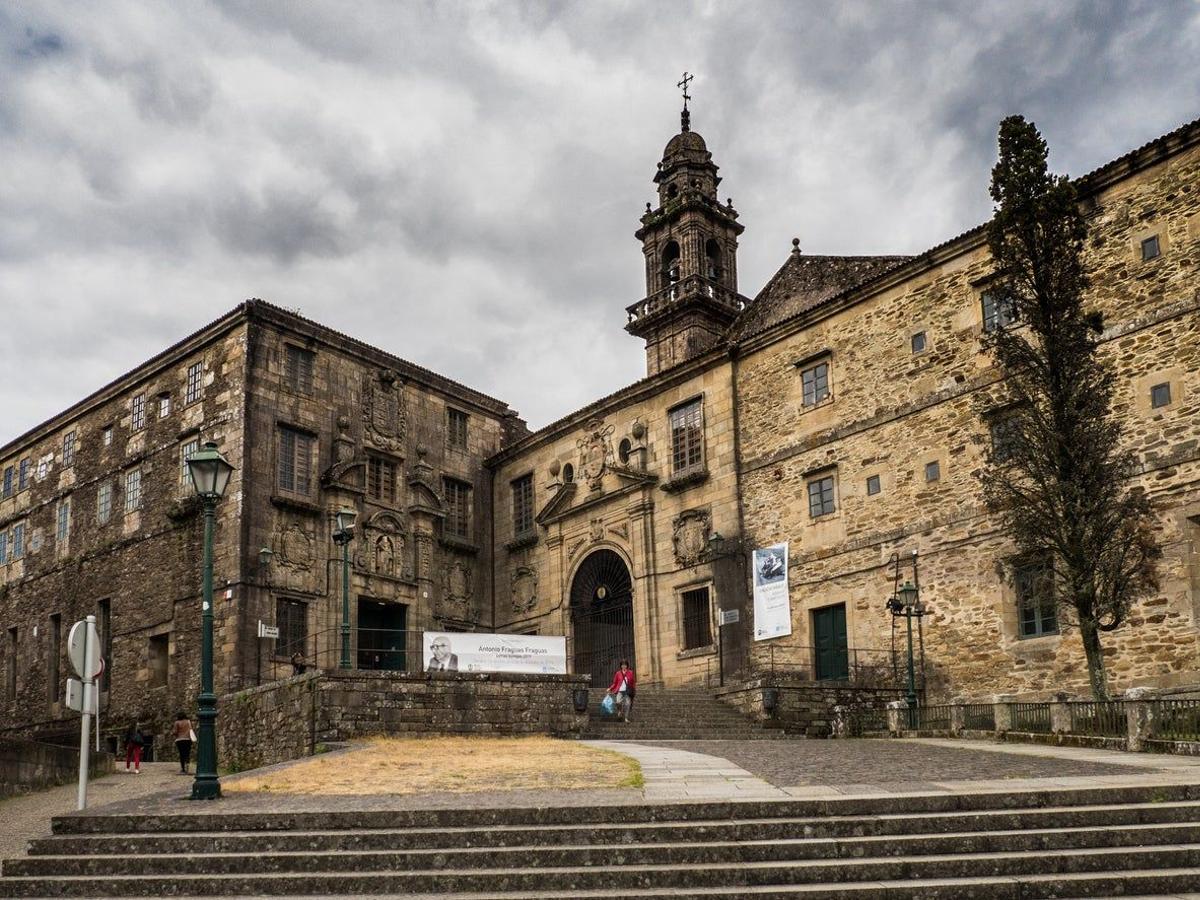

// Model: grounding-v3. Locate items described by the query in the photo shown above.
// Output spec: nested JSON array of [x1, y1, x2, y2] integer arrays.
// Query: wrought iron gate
[[570, 549, 635, 685]]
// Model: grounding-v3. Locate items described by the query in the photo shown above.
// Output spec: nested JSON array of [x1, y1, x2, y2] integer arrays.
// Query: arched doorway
[[570, 549, 635, 685]]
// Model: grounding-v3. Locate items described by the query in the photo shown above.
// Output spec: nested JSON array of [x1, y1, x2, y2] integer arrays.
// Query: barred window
[[1016, 561, 1058, 638], [443, 477, 471, 539], [158, 393, 171, 419], [681, 587, 713, 650], [62, 432, 76, 467], [277, 428, 313, 495], [131, 393, 146, 432], [982, 290, 1018, 332], [276, 598, 307, 658], [12, 523, 24, 559], [669, 399, 704, 474], [512, 473, 534, 536], [284, 345, 315, 395], [367, 456, 396, 503], [801, 361, 830, 406], [56, 498, 70, 543], [180, 439, 199, 487], [18, 459, 29, 491], [2, 466, 11, 498], [97, 482, 113, 524], [124, 469, 142, 512], [185, 362, 203, 405], [807, 474, 836, 518], [447, 408, 468, 449]]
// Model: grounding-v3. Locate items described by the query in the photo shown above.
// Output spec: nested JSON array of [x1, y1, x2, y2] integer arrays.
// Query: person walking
[[123, 722, 145, 774], [172, 710, 195, 775], [607, 660, 636, 723]]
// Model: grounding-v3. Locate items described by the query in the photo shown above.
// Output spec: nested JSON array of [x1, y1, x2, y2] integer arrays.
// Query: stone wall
[[717, 677, 903, 737], [0, 737, 113, 799], [218, 670, 590, 773]]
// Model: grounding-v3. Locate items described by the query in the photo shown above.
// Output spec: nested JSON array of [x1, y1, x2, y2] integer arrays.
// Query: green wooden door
[[813, 604, 849, 680]]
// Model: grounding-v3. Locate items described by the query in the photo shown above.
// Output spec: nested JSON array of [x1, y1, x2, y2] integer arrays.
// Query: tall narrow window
[[102, 426, 113, 447], [447, 408, 468, 450], [982, 290, 1018, 332], [0, 531, 7, 564], [512, 474, 534, 536], [367, 456, 396, 503], [12, 523, 24, 559], [98, 598, 111, 692], [277, 427, 313, 495], [47, 614, 61, 703], [443, 478, 471, 539], [131, 393, 146, 431], [124, 469, 142, 512], [1, 466, 11, 498], [681, 587, 713, 650], [97, 482, 113, 524], [148, 634, 169, 688], [18, 459, 30, 491], [276, 598, 307, 658], [158, 393, 171, 419], [56, 497, 70, 543], [669, 399, 704, 474], [801, 361, 831, 406], [62, 432, 76, 467], [284, 345, 315, 395], [662, 241, 681, 288], [1016, 560, 1058, 638], [185, 361, 203, 405], [807, 474, 836, 518]]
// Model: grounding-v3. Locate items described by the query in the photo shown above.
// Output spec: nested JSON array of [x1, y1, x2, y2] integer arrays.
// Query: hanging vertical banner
[[752, 542, 792, 641]]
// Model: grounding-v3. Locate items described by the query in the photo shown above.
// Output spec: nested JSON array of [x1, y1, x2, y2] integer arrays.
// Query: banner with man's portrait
[[752, 542, 792, 641], [423, 632, 568, 674]]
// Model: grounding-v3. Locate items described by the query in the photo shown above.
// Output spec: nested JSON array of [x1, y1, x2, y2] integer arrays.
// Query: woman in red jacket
[[607, 660, 636, 722]]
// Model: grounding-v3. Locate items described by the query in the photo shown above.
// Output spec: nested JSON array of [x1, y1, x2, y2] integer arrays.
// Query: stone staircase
[[580, 686, 783, 740], [4, 783, 1200, 896]]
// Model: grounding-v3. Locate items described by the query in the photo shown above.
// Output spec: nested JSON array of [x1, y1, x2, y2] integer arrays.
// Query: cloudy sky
[[2, 1, 1198, 438]]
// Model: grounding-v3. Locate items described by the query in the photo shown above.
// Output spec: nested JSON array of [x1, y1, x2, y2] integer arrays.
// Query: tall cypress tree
[[979, 116, 1160, 700]]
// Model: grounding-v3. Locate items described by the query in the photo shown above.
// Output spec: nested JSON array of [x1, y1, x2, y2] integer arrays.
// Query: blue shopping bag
[[601, 694, 615, 715]]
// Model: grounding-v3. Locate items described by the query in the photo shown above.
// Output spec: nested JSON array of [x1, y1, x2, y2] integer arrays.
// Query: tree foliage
[[980, 115, 1160, 700]]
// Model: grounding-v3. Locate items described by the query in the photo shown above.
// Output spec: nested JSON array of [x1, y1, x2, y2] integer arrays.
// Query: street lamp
[[331, 508, 357, 669], [185, 441, 234, 801], [885, 553, 925, 712]]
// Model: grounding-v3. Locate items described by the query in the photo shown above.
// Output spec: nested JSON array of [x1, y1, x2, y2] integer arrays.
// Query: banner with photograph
[[423, 632, 567, 674], [752, 542, 792, 641]]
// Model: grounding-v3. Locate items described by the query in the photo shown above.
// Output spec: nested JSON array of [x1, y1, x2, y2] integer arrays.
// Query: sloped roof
[[729, 251, 912, 342]]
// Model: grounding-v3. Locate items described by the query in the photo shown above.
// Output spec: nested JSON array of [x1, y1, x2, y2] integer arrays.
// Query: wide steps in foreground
[[3, 785, 1200, 897]]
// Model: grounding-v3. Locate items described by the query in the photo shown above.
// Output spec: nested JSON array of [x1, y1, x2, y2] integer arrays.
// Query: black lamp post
[[186, 441, 234, 801], [885, 552, 924, 711], [331, 508, 357, 669]]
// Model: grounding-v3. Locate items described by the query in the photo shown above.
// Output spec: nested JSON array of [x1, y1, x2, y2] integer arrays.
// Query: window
[[0, 531, 7, 565], [1141, 234, 1161, 261], [276, 598, 307, 658], [866, 474, 881, 496], [807, 474, 836, 518], [277, 428, 313, 495], [131, 393, 146, 432], [97, 482, 113, 524], [148, 634, 169, 688], [124, 469, 142, 512], [12, 523, 24, 559], [36, 459, 48, 481], [56, 498, 70, 543], [48, 614, 60, 703], [1151, 382, 1172, 409], [801, 361, 831, 407], [284, 345, 315, 395], [981, 289, 1017, 332], [18, 459, 29, 491], [367, 456, 396, 503], [990, 415, 1021, 463], [180, 439, 199, 487], [158, 393, 171, 419], [98, 599, 111, 692], [2, 466, 11, 498], [447, 408, 468, 450], [669, 399, 704, 474], [1016, 561, 1058, 638], [925, 460, 941, 483], [185, 361, 203, 405], [681, 587, 713, 650], [911, 331, 927, 353], [562, 463, 574, 484], [512, 474, 534, 536], [62, 432, 76, 467], [102, 426, 113, 447], [443, 477, 471, 539]]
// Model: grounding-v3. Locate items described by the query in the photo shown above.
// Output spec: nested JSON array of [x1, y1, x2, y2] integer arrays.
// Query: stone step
[[11, 822, 1200, 877], [27, 801, 1200, 857], [2, 845, 1199, 896]]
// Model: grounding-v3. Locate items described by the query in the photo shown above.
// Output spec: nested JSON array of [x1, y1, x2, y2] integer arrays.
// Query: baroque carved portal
[[363, 369, 406, 453], [672, 508, 712, 567], [577, 417, 615, 491]]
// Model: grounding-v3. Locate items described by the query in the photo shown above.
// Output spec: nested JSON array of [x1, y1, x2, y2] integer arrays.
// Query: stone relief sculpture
[[672, 508, 712, 567], [361, 511, 411, 581], [363, 368, 406, 453], [272, 520, 317, 592], [576, 417, 615, 491], [511, 566, 538, 613]]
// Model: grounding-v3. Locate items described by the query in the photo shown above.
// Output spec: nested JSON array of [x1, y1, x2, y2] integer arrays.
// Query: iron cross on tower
[[678, 71, 693, 130]]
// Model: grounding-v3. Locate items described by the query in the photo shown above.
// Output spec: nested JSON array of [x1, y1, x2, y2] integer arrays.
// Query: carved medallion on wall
[[272, 521, 317, 592], [576, 417, 615, 491], [589, 517, 606, 542], [445, 560, 473, 603], [363, 369, 406, 453], [672, 508, 712, 567], [511, 566, 538, 613]]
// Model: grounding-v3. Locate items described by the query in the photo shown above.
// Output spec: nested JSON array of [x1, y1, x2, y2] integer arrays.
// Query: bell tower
[[626, 78, 746, 376]]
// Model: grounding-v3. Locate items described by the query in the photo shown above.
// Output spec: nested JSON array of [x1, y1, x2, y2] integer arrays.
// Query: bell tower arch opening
[[569, 549, 635, 685]]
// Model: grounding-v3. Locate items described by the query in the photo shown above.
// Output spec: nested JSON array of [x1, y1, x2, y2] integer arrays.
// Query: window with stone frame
[[1151, 382, 1172, 409], [56, 497, 70, 543], [185, 361, 203, 405], [277, 427, 314, 496], [158, 393, 171, 419], [131, 393, 146, 432], [681, 586, 713, 650], [807, 472, 837, 518], [447, 408, 469, 450], [2, 466, 11, 498], [866, 474, 882, 496], [102, 426, 113, 447], [97, 482, 113, 524], [443, 477, 471, 539], [275, 598, 307, 659], [1016, 559, 1058, 639], [367, 455, 397, 504], [924, 460, 941, 483], [18, 458, 29, 492], [180, 438, 199, 488], [284, 344, 315, 396], [148, 633, 169, 688], [124, 469, 142, 512], [800, 360, 831, 407], [512, 473, 534, 537], [11, 522, 24, 559], [1141, 234, 1161, 261], [669, 398, 705, 475], [62, 431, 76, 467], [0, 531, 7, 565], [981, 289, 1018, 333]]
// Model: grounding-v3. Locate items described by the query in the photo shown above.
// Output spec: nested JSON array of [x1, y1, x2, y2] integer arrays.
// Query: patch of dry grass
[[224, 736, 641, 795]]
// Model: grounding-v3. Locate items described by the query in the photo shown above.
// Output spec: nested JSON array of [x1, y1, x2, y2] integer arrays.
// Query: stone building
[[3, 107, 1199, 746]]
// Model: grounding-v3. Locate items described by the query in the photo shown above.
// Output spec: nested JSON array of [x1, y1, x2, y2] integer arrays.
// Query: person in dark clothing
[[172, 710, 194, 775], [123, 722, 145, 774]]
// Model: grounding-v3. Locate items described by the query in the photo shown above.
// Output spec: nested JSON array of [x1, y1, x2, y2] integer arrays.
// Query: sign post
[[66, 616, 101, 811], [717, 608, 740, 687]]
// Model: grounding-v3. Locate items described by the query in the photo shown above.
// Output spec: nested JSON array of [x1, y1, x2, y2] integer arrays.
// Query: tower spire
[[677, 71, 693, 132]]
